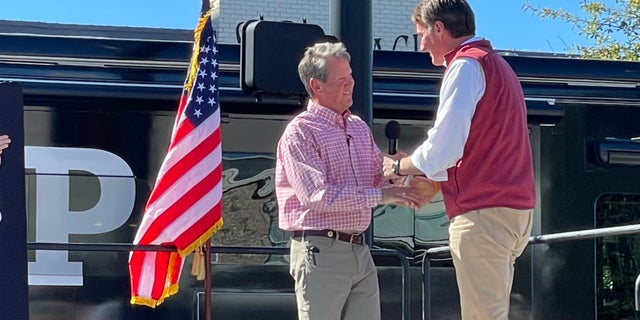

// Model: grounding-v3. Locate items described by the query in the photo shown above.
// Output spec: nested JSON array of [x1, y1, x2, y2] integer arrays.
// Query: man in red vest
[[383, 1, 536, 319]]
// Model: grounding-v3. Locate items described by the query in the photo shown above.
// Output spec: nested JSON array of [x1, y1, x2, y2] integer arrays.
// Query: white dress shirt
[[411, 37, 486, 181]]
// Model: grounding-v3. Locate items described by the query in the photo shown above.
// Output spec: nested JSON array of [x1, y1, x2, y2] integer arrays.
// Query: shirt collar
[[307, 100, 351, 129], [462, 36, 484, 46], [443, 36, 485, 67]]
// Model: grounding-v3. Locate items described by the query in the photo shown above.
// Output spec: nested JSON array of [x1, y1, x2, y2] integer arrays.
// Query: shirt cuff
[[364, 187, 382, 206], [410, 151, 448, 181]]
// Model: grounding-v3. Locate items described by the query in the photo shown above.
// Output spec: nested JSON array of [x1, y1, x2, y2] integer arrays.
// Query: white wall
[[217, 0, 418, 51]]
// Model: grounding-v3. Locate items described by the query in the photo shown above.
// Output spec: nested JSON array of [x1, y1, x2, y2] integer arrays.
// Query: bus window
[[596, 193, 640, 319]]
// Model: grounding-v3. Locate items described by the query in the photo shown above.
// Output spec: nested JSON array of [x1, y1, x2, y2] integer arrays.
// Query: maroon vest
[[440, 40, 536, 218]]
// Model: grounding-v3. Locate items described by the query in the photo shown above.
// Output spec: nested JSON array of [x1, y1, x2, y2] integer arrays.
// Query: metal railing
[[26, 242, 413, 320], [420, 224, 640, 320]]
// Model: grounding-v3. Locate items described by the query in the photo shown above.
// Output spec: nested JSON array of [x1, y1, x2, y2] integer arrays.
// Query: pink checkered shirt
[[275, 101, 384, 233]]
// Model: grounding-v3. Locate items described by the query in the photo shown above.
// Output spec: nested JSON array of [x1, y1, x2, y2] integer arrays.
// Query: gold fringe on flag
[[191, 245, 207, 281]]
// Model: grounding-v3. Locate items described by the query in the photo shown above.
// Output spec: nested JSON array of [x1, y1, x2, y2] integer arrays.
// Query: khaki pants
[[289, 235, 380, 320], [449, 207, 533, 320]]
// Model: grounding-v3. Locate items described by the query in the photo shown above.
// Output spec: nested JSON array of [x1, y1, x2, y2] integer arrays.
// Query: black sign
[[0, 82, 28, 320]]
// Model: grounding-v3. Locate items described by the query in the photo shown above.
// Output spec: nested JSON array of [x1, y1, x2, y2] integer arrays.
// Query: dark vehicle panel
[[2, 19, 640, 319]]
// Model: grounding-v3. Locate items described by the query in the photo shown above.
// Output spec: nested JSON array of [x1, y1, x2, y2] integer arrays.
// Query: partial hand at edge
[[0, 135, 10, 168], [0, 135, 10, 154]]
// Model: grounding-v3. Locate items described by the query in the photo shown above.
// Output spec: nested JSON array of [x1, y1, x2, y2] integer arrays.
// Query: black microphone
[[385, 120, 401, 155]]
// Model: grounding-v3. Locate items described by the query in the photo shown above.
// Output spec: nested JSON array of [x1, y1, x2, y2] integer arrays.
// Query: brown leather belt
[[291, 229, 364, 245]]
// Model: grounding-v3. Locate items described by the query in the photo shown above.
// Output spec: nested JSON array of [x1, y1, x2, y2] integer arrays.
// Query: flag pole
[[204, 239, 212, 320]]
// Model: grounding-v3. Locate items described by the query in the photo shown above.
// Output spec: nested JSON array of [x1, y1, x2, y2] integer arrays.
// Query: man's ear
[[433, 20, 445, 34], [310, 78, 322, 94]]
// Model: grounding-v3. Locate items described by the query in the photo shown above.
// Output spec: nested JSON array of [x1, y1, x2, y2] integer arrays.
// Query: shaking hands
[[381, 152, 440, 208]]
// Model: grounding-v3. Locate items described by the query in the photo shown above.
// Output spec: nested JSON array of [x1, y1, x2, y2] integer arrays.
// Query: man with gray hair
[[275, 42, 422, 320]]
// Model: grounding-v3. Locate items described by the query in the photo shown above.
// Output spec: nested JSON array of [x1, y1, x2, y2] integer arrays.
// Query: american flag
[[129, 0, 223, 308]]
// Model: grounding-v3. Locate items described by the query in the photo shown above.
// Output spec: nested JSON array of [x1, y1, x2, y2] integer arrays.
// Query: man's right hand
[[381, 185, 422, 209], [382, 155, 401, 179], [407, 175, 440, 207]]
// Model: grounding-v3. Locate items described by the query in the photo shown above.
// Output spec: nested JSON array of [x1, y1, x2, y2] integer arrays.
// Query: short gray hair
[[298, 42, 351, 97]]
